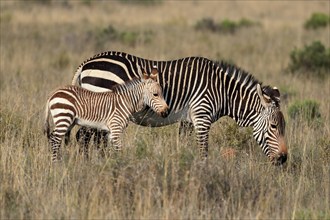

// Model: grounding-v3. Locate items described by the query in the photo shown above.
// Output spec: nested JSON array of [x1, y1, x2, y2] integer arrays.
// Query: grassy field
[[1, 1, 329, 219]]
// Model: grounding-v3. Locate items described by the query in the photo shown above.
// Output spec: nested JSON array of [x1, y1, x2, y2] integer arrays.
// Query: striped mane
[[216, 61, 280, 106], [111, 77, 142, 94], [216, 61, 261, 90]]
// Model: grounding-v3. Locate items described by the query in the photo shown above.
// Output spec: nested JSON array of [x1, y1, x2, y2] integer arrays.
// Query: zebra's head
[[141, 67, 169, 118], [253, 84, 288, 165]]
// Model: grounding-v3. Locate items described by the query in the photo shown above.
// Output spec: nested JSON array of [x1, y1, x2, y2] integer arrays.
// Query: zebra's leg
[[64, 129, 71, 145], [48, 131, 64, 162], [75, 127, 94, 158], [108, 124, 124, 153], [64, 123, 76, 145], [94, 130, 108, 157], [192, 115, 212, 159], [179, 121, 194, 137], [93, 130, 109, 149]]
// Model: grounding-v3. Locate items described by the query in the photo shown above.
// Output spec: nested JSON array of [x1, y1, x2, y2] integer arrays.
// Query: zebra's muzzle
[[160, 108, 169, 118], [273, 152, 287, 165]]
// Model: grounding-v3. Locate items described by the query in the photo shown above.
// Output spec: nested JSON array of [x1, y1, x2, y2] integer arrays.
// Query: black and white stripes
[[45, 69, 168, 161], [71, 51, 288, 164]]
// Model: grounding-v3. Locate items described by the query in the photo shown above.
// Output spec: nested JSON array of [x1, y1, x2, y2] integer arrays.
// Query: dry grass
[[1, 1, 329, 219]]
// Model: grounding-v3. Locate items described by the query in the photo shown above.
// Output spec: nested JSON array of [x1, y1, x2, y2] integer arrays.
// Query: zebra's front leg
[[108, 123, 125, 154], [193, 116, 212, 159], [109, 132, 123, 154], [93, 130, 109, 149], [76, 127, 94, 158]]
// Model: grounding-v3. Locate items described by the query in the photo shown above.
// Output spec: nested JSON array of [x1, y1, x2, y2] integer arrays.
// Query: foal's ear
[[257, 84, 271, 108], [142, 68, 149, 80], [150, 66, 158, 81]]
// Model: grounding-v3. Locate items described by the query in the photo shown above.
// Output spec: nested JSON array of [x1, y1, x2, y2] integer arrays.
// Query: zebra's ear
[[142, 69, 149, 80], [257, 84, 271, 108], [150, 66, 158, 81], [272, 87, 281, 102]]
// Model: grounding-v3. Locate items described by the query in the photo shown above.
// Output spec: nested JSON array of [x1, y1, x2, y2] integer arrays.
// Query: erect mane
[[216, 61, 261, 90], [112, 77, 142, 93], [215, 61, 280, 106]]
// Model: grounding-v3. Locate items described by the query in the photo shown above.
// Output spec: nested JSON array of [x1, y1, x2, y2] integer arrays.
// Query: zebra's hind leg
[[49, 131, 64, 162], [64, 122, 76, 145]]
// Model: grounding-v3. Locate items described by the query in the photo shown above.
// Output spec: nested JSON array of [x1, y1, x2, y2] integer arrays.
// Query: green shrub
[[219, 19, 237, 33], [195, 17, 260, 34], [288, 41, 330, 76], [304, 13, 330, 30], [117, 0, 163, 5], [195, 18, 217, 32], [81, 0, 92, 6], [94, 25, 154, 48], [288, 100, 321, 123], [119, 31, 139, 47]]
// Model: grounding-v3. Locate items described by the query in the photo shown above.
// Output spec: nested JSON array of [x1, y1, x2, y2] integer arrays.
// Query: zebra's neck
[[218, 63, 263, 127], [113, 80, 145, 113]]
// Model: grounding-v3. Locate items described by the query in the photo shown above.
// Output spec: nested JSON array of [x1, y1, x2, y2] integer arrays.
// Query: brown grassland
[[0, 1, 329, 219]]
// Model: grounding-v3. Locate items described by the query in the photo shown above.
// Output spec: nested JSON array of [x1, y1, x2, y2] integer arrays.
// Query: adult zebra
[[71, 51, 288, 164]]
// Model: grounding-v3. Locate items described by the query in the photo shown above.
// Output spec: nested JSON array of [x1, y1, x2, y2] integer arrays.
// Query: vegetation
[[195, 17, 260, 34], [288, 41, 330, 76], [288, 100, 321, 124], [94, 25, 154, 49], [304, 12, 330, 29], [1, 1, 329, 219]]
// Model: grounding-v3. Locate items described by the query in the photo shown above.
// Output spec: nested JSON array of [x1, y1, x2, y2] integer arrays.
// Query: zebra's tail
[[71, 64, 83, 86], [44, 99, 50, 138]]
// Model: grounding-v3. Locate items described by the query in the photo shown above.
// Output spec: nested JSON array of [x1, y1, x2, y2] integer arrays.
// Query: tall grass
[[1, 1, 329, 219]]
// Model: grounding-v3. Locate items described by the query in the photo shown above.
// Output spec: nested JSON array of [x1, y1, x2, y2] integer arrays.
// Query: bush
[[195, 17, 259, 34], [288, 100, 321, 124], [288, 41, 330, 76], [195, 18, 218, 32], [304, 13, 330, 29], [94, 25, 154, 48], [117, 0, 163, 5]]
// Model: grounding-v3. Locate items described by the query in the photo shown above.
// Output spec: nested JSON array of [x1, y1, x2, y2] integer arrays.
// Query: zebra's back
[[73, 52, 215, 126]]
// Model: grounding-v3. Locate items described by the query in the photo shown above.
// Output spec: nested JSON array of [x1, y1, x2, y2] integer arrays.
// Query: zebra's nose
[[161, 108, 169, 118], [277, 152, 287, 165], [275, 136, 288, 165]]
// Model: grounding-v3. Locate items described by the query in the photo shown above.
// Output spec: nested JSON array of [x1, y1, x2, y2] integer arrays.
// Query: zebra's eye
[[270, 124, 277, 129], [153, 93, 159, 97]]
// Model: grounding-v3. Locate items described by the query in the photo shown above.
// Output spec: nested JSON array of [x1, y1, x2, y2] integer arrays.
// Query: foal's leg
[[48, 130, 65, 162], [108, 124, 125, 154]]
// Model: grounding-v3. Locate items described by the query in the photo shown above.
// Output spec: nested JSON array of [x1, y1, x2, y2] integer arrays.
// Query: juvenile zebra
[[44, 68, 168, 161]]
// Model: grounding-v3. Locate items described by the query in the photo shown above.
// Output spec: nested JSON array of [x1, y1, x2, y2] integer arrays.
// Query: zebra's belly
[[76, 119, 109, 131], [132, 105, 191, 127]]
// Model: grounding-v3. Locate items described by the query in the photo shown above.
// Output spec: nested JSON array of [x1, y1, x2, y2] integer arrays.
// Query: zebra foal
[[44, 68, 168, 161]]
